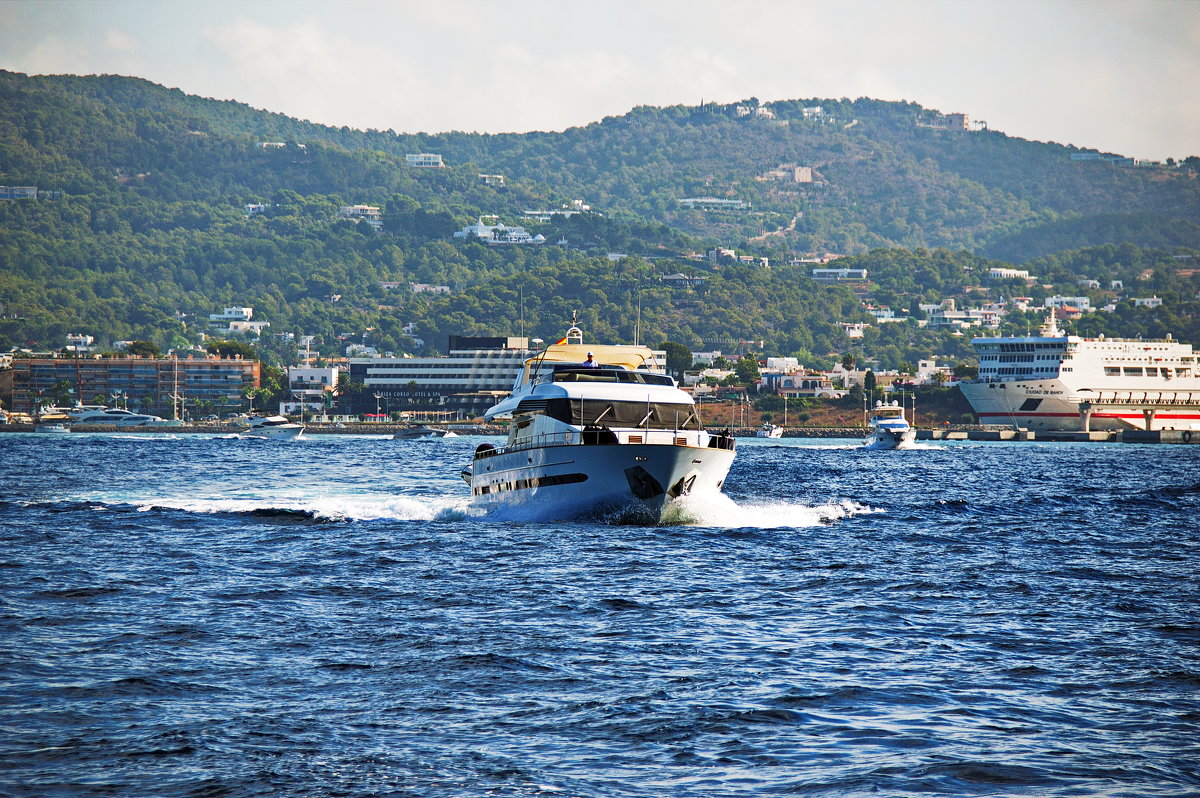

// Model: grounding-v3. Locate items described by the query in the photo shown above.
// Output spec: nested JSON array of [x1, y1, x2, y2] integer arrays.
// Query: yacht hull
[[393, 426, 455, 440], [246, 426, 305, 440], [467, 441, 736, 522], [864, 428, 917, 450]]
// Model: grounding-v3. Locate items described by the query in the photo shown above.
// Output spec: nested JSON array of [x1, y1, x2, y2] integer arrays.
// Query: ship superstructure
[[959, 314, 1200, 431]]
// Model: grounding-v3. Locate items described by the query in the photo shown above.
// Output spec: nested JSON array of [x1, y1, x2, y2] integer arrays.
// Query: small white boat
[[34, 423, 72, 434], [864, 399, 916, 449], [393, 425, 457, 440], [245, 415, 305, 439], [755, 423, 783, 438]]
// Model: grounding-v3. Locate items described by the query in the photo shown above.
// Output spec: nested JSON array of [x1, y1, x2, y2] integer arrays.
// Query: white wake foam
[[132, 493, 475, 521], [675, 492, 881, 528]]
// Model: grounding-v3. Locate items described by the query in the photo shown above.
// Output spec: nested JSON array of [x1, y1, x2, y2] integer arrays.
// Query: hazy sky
[[2, 0, 1197, 160]]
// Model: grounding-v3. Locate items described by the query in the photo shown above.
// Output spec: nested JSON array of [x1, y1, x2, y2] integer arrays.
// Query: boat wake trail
[[859, 441, 941, 451], [129, 493, 475, 522], [674, 493, 881, 529]]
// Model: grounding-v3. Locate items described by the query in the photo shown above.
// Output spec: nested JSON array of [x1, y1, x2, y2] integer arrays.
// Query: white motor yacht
[[755, 423, 783, 438], [864, 399, 916, 449], [460, 319, 737, 522], [245, 415, 305, 439], [68, 407, 167, 426], [393, 425, 457, 440]]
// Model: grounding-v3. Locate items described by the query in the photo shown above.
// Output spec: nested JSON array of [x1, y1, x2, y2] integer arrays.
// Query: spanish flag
[[553, 335, 568, 345]]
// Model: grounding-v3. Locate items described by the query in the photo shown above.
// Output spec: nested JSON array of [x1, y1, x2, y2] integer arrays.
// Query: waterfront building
[[280, 366, 340, 417], [4, 355, 260, 417], [759, 371, 846, 399], [348, 336, 665, 418], [349, 336, 535, 418]]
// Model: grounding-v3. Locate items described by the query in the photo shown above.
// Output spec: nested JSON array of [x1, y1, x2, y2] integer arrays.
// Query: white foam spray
[[128, 492, 475, 522], [673, 492, 881, 528]]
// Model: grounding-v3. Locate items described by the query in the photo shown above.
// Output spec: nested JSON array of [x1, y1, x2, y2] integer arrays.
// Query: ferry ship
[[959, 313, 1200, 431]]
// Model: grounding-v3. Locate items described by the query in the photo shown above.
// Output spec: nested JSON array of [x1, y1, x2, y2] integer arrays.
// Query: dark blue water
[[1, 433, 1198, 797]]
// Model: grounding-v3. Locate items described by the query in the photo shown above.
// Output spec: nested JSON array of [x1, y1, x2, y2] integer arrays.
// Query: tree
[[863, 370, 877, 395], [242, 386, 273, 413], [47, 379, 74, 407], [734, 355, 761, 386], [841, 352, 856, 370], [662, 340, 692, 380], [952, 362, 978, 380], [124, 340, 160, 358], [205, 339, 258, 359]]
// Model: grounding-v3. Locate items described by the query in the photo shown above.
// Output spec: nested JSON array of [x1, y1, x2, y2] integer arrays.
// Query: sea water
[[1, 433, 1197, 797]]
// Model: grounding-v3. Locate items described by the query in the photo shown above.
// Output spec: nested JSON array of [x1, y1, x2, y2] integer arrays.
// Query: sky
[[1, 0, 1198, 161]]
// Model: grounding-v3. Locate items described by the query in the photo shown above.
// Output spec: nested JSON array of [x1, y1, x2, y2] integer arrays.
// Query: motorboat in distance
[[245, 415, 305, 439], [864, 400, 916, 450], [69, 407, 168, 426], [460, 317, 737, 521], [755, 423, 783, 438], [393, 425, 458, 440]]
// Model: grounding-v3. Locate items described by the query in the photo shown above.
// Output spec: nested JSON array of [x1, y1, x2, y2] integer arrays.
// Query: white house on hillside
[[209, 307, 269, 335], [454, 216, 544, 245]]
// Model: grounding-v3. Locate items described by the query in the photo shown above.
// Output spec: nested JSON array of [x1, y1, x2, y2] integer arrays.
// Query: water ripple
[[0, 434, 1197, 796]]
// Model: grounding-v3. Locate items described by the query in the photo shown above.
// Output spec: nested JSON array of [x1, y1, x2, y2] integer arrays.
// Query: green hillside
[[1, 70, 1197, 364]]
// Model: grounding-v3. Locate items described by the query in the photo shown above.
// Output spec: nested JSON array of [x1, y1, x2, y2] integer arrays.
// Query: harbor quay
[[1, 423, 1195, 443]]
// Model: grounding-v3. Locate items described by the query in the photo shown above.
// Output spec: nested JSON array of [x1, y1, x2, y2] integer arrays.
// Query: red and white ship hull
[[960, 380, 1200, 431]]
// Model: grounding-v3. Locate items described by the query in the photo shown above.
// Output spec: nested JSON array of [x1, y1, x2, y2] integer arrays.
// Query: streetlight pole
[[374, 393, 381, 423]]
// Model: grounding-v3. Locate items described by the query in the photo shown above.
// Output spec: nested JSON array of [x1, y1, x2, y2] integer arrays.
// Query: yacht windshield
[[550, 367, 674, 386], [542, 398, 700, 430]]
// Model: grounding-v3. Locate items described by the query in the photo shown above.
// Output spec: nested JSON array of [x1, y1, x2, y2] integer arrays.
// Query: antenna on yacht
[[635, 289, 642, 346], [565, 310, 583, 346], [530, 311, 582, 383]]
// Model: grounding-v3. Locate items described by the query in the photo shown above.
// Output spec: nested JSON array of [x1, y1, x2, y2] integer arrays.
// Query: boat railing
[[474, 427, 731, 460], [1085, 391, 1200, 406]]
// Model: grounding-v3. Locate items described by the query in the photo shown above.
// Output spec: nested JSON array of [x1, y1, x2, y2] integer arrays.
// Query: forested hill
[[4, 70, 1199, 257], [1, 70, 1197, 361]]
